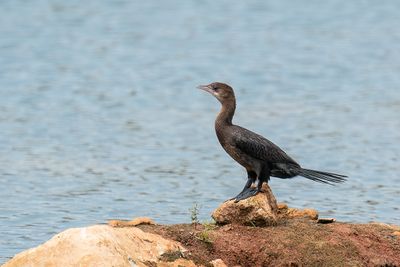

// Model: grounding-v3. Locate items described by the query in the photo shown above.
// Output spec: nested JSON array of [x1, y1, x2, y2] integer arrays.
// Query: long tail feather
[[298, 168, 347, 185]]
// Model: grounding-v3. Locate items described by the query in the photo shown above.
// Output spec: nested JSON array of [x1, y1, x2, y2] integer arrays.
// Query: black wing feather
[[232, 126, 299, 166], [229, 126, 347, 183]]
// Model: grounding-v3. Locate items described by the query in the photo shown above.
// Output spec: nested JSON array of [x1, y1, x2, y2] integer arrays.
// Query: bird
[[198, 82, 347, 202]]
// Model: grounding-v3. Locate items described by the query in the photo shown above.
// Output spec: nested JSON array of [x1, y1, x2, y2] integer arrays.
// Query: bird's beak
[[197, 84, 213, 94]]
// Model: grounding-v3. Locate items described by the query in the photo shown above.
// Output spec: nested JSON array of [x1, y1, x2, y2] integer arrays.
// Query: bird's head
[[197, 82, 235, 104]]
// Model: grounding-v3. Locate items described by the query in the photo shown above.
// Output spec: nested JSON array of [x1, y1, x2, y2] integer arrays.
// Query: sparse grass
[[195, 220, 217, 246], [196, 230, 213, 245], [202, 220, 217, 231], [189, 203, 200, 224]]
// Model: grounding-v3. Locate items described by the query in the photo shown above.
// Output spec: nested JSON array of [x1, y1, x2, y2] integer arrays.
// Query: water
[[1, 0, 400, 262]]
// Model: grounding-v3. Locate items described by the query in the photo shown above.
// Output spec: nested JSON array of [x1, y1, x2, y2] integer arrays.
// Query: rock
[[212, 184, 278, 226], [210, 258, 228, 267], [158, 258, 198, 267], [108, 216, 156, 227], [317, 218, 336, 224], [212, 185, 320, 227], [277, 202, 319, 220], [277, 202, 288, 210], [284, 207, 319, 220], [3, 217, 400, 267], [3, 224, 194, 267]]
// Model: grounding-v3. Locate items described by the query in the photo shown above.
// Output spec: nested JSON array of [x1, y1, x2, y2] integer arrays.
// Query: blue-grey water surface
[[1, 0, 400, 262]]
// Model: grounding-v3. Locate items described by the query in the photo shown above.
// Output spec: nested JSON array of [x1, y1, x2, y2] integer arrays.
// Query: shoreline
[[2, 219, 400, 267]]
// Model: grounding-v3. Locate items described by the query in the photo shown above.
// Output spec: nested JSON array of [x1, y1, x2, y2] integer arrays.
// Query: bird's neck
[[215, 99, 236, 128]]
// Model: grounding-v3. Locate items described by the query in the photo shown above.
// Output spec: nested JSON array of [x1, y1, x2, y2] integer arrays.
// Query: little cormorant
[[198, 82, 347, 202]]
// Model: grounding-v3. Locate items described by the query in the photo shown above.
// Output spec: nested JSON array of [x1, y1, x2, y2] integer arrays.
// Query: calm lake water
[[1, 0, 400, 262]]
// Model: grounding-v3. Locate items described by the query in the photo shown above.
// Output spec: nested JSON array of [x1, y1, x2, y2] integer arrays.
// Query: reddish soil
[[139, 219, 400, 267]]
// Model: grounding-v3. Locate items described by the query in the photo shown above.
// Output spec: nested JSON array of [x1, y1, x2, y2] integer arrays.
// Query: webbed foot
[[225, 189, 248, 203], [233, 187, 260, 202]]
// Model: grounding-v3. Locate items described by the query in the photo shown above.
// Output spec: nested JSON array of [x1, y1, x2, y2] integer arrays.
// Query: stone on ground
[[2, 225, 194, 267], [277, 202, 319, 220], [212, 184, 279, 226]]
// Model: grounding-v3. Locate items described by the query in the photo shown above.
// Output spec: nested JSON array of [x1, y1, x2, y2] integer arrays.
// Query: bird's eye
[[213, 87, 219, 91]]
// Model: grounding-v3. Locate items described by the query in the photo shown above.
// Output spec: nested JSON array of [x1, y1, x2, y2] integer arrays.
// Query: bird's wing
[[232, 126, 299, 166]]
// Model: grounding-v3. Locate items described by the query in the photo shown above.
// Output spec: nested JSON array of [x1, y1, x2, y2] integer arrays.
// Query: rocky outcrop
[[140, 220, 400, 266], [2, 224, 195, 267]]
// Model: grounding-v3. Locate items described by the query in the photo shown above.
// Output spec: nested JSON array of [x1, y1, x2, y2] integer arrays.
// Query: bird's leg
[[256, 177, 267, 193], [234, 167, 270, 201], [254, 166, 271, 194], [230, 178, 252, 201], [229, 171, 256, 202]]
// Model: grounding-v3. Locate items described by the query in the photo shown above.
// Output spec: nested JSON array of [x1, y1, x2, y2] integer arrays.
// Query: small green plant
[[202, 220, 217, 231], [189, 203, 200, 224], [195, 219, 217, 246], [196, 230, 213, 245]]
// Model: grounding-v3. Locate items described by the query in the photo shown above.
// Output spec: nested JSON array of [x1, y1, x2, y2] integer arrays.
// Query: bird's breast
[[222, 143, 262, 172], [215, 126, 261, 172]]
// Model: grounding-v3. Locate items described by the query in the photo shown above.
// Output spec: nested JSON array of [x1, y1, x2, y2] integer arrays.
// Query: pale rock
[[2, 225, 193, 267], [108, 216, 156, 227]]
